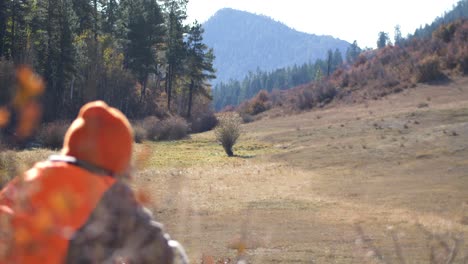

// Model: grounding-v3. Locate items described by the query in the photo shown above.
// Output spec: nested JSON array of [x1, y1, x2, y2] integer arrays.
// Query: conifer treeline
[[412, 0, 468, 39], [213, 44, 362, 111], [0, 0, 215, 121]]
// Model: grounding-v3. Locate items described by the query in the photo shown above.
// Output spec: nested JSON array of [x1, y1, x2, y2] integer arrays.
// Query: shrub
[[240, 113, 255, 124], [141, 116, 160, 140], [297, 89, 314, 110], [433, 23, 457, 43], [190, 112, 218, 133], [155, 116, 189, 141], [36, 121, 70, 149], [416, 56, 445, 83], [457, 47, 468, 74], [132, 122, 148, 143], [314, 82, 337, 104], [249, 100, 267, 115], [215, 113, 242, 157], [251, 90, 271, 115]]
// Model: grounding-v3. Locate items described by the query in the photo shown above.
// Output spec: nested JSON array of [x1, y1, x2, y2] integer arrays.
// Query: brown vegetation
[[215, 113, 242, 156], [36, 121, 70, 149], [233, 19, 468, 117]]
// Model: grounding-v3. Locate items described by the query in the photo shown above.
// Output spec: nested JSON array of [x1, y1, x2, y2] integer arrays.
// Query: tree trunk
[[167, 64, 173, 112], [10, 3, 16, 60], [139, 76, 147, 103], [186, 79, 194, 118], [226, 148, 234, 157], [0, 0, 7, 58]]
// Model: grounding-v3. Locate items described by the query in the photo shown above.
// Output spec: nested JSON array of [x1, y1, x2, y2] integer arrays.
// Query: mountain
[[202, 8, 350, 84]]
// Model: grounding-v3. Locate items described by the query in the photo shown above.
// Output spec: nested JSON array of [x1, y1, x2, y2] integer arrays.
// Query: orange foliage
[[13, 66, 45, 108], [0, 108, 10, 128], [16, 102, 42, 139]]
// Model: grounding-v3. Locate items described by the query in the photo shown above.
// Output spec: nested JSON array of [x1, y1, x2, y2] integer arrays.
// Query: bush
[[433, 23, 457, 43], [190, 112, 218, 133], [237, 90, 271, 116], [249, 100, 267, 115], [297, 89, 314, 110], [215, 113, 242, 157], [132, 122, 148, 143], [416, 56, 445, 82], [36, 121, 70, 149], [457, 47, 468, 74], [141, 116, 160, 140], [155, 116, 189, 141], [240, 113, 255, 124], [314, 82, 337, 104]]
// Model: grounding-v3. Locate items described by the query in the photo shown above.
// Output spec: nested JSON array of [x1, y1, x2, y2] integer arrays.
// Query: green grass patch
[[140, 134, 276, 169]]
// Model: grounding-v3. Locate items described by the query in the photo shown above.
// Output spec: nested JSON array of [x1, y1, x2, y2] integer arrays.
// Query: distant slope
[[203, 8, 350, 84], [232, 18, 468, 119], [412, 0, 468, 39]]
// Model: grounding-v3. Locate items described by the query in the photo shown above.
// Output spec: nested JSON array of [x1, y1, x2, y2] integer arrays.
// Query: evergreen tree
[[163, 0, 188, 111], [71, 0, 94, 34], [0, 0, 7, 58], [100, 0, 118, 34], [125, 0, 165, 102], [185, 21, 215, 118], [332, 48, 343, 71], [326, 49, 333, 77], [0, 0, 31, 62], [346, 40, 361, 64], [377, 31, 390, 49], [394, 25, 403, 46]]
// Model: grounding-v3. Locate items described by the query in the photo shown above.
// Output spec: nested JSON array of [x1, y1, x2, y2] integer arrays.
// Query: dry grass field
[[2, 78, 467, 263], [133, 77, 468, 263]]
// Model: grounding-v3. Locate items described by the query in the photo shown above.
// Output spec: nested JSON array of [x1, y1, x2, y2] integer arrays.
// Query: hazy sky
[[187, 0, 460, 48]]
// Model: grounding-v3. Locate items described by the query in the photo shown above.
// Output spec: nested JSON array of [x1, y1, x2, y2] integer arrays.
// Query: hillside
[[203, 8, 350, 84], [233, 19, 468, 121], [413, 0, 468, 39]]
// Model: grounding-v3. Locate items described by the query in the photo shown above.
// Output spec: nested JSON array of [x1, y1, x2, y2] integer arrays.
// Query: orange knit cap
[[61, 101, 133, 174]]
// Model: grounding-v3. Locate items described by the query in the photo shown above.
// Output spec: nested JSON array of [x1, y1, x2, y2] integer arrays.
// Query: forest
[[0, 0, 215, 123], [213, 42, 361, 111]]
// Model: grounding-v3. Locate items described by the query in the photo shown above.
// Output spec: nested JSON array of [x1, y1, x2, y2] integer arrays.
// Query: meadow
[[131, 77, 468, 263], [2, 77, 468, 263]]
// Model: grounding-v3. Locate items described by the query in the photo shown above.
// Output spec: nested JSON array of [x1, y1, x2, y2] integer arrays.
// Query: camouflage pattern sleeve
[[65, 181, 174, 264]]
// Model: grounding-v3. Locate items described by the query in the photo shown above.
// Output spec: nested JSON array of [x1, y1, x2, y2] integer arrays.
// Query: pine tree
[[163, 0, 188, 111], [185, 21, 215, 118], [125, 0, 165, 102], [332, 48, 343, 72], [377, 31, 389, 49], [394, 25, 403, 46], [346, 40, 361, 64]]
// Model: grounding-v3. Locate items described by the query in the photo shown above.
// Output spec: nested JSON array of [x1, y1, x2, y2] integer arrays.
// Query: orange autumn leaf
[[16, 101, 42, 139], [0, 107, 10, 128], [14, 66, 45, 107], [135, 188, 152, 206], [16, 66, 45, 97]]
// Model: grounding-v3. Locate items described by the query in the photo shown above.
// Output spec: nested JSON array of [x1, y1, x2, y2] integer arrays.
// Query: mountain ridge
[[202, 8, 350, 84]]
